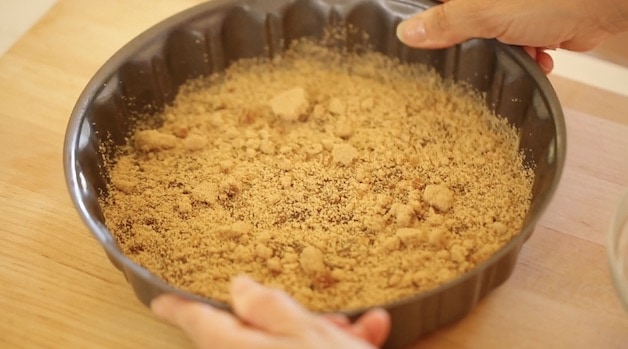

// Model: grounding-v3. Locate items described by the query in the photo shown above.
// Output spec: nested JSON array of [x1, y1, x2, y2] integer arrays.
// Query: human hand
[[396, 0, 628, 73], [151, 275, 391, 349]]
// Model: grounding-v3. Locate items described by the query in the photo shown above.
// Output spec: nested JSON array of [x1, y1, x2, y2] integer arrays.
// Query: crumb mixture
[[103, 40, 534, 311]]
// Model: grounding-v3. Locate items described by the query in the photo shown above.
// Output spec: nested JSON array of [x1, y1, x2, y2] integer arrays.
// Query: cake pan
[[64, 0, 566, 347]]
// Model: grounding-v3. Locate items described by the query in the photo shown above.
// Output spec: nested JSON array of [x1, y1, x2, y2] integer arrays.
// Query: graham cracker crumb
[[331, 143, 359, 166], [423, 184, 454, 212], [269, 87, 309, 121], [134, 129, 177, 151], [102, 38, 533, 312], [299, 246, 327, 275]]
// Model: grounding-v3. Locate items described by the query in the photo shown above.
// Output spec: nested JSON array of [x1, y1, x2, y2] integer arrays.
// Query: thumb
[[230, 275, 314, 335], [350, 309, 391, 347], [396, 0, 500, 48]]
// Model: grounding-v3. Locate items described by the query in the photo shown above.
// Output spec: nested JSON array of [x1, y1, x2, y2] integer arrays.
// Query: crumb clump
[[269, 87, 309, 122], [102, 39, 534, 312]]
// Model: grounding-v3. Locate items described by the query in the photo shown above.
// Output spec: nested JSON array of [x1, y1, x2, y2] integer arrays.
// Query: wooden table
[[1, 1, 627, 348]]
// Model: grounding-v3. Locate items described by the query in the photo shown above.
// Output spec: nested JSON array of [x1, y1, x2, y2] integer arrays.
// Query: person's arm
[[396, 0, 628, 73]]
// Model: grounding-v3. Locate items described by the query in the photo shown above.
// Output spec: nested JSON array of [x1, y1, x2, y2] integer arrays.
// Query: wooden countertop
[[1, 1, 627, 348]]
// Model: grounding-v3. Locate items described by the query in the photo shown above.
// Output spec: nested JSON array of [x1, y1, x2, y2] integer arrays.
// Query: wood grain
[[1, 1, 627, 348]]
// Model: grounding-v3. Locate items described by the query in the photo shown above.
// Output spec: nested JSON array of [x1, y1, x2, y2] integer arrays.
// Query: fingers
[[396, 0, 503, 48], [152, 279, 392, 349], [151, 294, 274, 349], [323, 313, 351, 329], [535, 50, 554, 74], [522, 46, 554, 74], [349, 309, 391, 347], [323, 310, 391, 347], [230, 276, 392, 346], [523, 46, 538, 61], [230, 275, 314, 335]]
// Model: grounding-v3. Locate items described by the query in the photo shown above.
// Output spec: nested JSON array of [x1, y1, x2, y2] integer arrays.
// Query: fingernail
[[397, 18, 427, 44], [538, 59, 553, 74]]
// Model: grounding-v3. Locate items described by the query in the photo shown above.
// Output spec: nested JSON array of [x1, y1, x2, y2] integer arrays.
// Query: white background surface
[[0, 0, 56, 55], [1, 0, 626, 96]]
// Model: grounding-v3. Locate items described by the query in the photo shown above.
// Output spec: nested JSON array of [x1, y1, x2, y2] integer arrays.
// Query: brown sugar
[[102, 39, 534, 312]]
